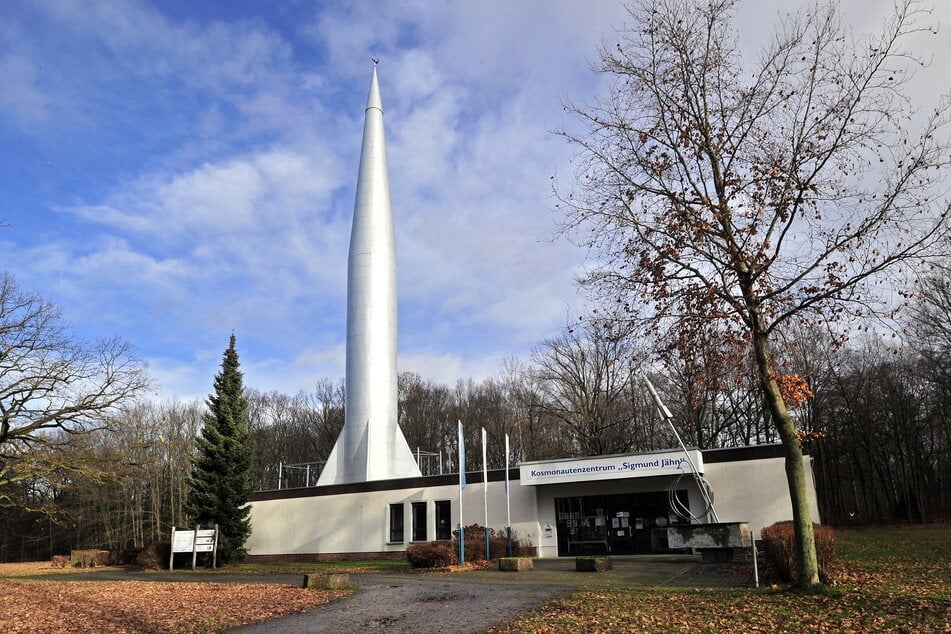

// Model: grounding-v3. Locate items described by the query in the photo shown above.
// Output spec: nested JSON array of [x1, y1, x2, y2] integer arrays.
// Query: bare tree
[[656, 322, 765, 449], [0, 398, 203, 558], [558, 0, 950, 585], [0, 273, 151, 499], [246, 383, 344, 489], [500, 358, 570, 462], [814, 341, 948, 523], [398, 372, 453, 474], [531, 322, 643, 456], [914, 271, 951, 365]]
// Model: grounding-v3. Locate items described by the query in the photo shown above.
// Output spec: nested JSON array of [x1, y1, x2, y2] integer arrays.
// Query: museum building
[[245, 443, 821, 560]]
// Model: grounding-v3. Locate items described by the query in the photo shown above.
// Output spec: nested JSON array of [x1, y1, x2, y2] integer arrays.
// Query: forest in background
[[1, 273, 949, 562]]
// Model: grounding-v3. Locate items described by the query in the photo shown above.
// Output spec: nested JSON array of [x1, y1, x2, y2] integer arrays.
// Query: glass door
[[555, 496, 609, 555], [555, 490, 692, 555]]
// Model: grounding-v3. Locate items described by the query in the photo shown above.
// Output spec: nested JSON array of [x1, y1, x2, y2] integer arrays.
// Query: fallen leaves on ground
[[404, 560, 496, 574], [489, 583, 949, 633], [490, 526, 951, 633], [446, 561, 497, 573], [0, 562, 125, 577], [0, 579, 350, 633]]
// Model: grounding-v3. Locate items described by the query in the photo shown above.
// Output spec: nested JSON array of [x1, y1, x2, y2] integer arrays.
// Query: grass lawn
[[491, 525, 951, 633]]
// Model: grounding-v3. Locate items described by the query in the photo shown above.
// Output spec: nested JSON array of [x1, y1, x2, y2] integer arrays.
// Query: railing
[[261, 447, 443, 491], [276, 461, 325, 489], [414, 448, 443, 477]]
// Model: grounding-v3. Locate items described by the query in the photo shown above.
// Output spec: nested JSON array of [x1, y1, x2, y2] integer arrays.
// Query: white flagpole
[[505, 432, 512, 556], [482, 427, 490, 559], [457, 420, 466, 565]]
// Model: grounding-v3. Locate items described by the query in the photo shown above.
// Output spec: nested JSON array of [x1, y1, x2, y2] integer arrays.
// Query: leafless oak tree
[[558, 0, 950, 585], [0, 273, 151, 500]]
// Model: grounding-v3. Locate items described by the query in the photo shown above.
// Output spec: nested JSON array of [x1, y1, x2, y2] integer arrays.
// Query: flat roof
[[250, 443, 794, 502]]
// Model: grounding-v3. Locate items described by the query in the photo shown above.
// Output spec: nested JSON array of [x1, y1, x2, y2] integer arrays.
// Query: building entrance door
[[555, 490, 689, 556]]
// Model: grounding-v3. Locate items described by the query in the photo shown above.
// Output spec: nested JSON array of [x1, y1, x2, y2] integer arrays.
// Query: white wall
[[247, 480, 538, 557], [247, 450, 821, 558], [704, 455, 821, 538]]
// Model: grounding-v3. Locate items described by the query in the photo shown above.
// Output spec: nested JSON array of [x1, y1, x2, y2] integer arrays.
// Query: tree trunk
[[750, 326, 820, 586]]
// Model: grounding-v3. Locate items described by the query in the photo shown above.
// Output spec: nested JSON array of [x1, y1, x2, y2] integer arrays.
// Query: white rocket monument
[[318, 65, 422, 485]]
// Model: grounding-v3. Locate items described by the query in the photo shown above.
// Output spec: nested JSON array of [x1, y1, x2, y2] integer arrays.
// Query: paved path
[[231, 570, 568, 634], [229, 556, 755, 633]]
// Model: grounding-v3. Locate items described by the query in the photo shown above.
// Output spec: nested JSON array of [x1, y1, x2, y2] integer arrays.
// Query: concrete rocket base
[[318, 420, 421, 485]]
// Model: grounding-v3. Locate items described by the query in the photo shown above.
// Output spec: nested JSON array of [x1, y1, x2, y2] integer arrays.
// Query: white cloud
[[37, 0, 293, 91], [310, 3, 411, 78], [6, 0, 615, 402], [0, 55, 49, 125], [145, 355, 215, 403], [389, 49, 444, 102], [70, 148, 344, 238], [399, 350, 505, 385]]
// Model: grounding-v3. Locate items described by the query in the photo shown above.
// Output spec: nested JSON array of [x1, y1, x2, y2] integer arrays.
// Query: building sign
[[519, 449, 704, 486]]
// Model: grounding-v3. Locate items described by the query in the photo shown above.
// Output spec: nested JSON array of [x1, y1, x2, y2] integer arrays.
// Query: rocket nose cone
[[367, 66, 383, 112]]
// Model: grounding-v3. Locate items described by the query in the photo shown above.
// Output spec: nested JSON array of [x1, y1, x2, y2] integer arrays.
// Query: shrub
[[136, 542, 171, 570], [406, 541, 457, 569], [509, 530, 534, 557], [70, 550, 109, 568], [108, 548, 143, 566], [453, 524, 533, 561], [761, 521, 837, 583], [462, 524, 489, 561]]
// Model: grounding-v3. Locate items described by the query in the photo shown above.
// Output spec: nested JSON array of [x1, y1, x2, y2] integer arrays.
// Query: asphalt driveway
[[229, 555, 754, 633]]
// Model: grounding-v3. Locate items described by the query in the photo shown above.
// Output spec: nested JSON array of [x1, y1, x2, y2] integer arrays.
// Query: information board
[[169, 526, 219, 570]]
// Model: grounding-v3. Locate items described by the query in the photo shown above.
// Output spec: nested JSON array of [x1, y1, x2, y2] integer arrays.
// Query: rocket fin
[[316, 438, 340, 486]]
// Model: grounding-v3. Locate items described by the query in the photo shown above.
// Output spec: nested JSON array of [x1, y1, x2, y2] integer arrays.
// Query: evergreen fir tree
[[185, 334, 252, 563]]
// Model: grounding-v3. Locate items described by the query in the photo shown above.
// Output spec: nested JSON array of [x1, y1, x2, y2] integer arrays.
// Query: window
[[389, 503, 404, 543], [435, 500, 452, 540], [411, 502, 427, 542]]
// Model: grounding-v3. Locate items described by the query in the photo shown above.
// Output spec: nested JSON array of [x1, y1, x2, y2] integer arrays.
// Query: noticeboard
[[172, 528, 216, 553], [169, 526, 219, 570]]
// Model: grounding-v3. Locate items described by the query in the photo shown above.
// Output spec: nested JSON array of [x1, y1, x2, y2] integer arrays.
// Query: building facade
[[246, 444, 820, 560]]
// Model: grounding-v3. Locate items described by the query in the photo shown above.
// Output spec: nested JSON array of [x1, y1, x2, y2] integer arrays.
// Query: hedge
[[761, 521, 837, 583]]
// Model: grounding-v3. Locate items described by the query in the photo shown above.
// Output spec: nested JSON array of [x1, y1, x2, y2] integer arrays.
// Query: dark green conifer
[[185, 334, 252, 563]]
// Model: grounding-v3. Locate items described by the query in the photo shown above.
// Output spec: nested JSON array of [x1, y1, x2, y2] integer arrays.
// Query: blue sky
[[2, 0, 948, 400]]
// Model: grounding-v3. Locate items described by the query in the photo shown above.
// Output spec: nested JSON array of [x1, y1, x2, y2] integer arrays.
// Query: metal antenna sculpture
[[639, 370, 719, 522]]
